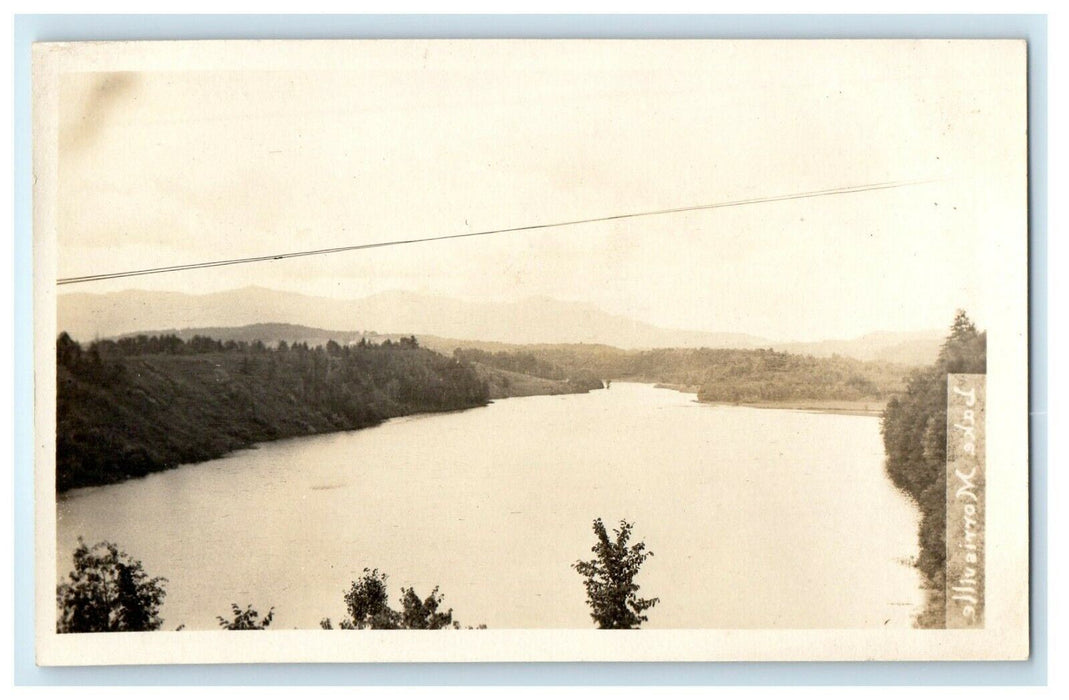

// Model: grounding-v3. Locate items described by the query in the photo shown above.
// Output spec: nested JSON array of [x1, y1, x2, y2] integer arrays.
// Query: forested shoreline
[[54, 321, 956, 630], [452, 344, 910, 405], [55, 333, 495, 492], [880, 311, 987, 627], [56, 329, 920, 494], [452, 347, 605, 396]]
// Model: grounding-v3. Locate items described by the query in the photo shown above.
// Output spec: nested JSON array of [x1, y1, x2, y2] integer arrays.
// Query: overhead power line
[[56, 178, 933, 286]]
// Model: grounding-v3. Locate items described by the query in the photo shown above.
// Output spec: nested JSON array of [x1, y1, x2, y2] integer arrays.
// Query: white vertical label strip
[[946, 373, 986, 629]]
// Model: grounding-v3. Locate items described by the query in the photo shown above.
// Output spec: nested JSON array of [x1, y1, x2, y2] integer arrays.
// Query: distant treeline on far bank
[[467, 344, 908, 405], [55, 330, 916, 492]]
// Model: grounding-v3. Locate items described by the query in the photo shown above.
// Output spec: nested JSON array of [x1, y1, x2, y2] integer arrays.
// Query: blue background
[[12, 13, 1048, 685]]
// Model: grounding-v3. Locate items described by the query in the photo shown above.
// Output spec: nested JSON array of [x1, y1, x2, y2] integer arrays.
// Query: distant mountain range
[[57, 286, 944, 364]]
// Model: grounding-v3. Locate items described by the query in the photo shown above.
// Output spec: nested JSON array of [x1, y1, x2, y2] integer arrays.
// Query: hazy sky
[[55, 40, 1025, 341]]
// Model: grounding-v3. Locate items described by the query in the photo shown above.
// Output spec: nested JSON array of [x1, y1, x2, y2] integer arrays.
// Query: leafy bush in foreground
[[573, 518, 659, 629], [319, 568, 458, 630], [56, 539, 167, 633], [216, 603, 275, 630]]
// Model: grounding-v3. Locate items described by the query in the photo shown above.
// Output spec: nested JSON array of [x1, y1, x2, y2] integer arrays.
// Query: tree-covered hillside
[[880, 311, 987, 627], [452, 348, 604, 393], [55, 333, 490, 492]]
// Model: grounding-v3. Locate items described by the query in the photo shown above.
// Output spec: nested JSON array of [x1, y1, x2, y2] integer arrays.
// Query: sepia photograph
[[31, 38, 1030, 664]]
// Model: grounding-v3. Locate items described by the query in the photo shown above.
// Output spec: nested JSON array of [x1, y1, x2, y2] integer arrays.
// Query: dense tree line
[[58, 330, 418, 362], [691, 349, 896, 402], [452, 347, 604, 392], [452, 344, 908, 404], [56, 332, 489, 491], [881, 311, 986, 627]]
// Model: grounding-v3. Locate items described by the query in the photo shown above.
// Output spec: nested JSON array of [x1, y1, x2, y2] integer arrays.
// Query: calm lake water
[[57, 383, 922, 630]]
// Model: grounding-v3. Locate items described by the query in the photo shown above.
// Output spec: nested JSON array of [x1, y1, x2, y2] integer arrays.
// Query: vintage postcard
[[32, 39, 1029, 664]]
